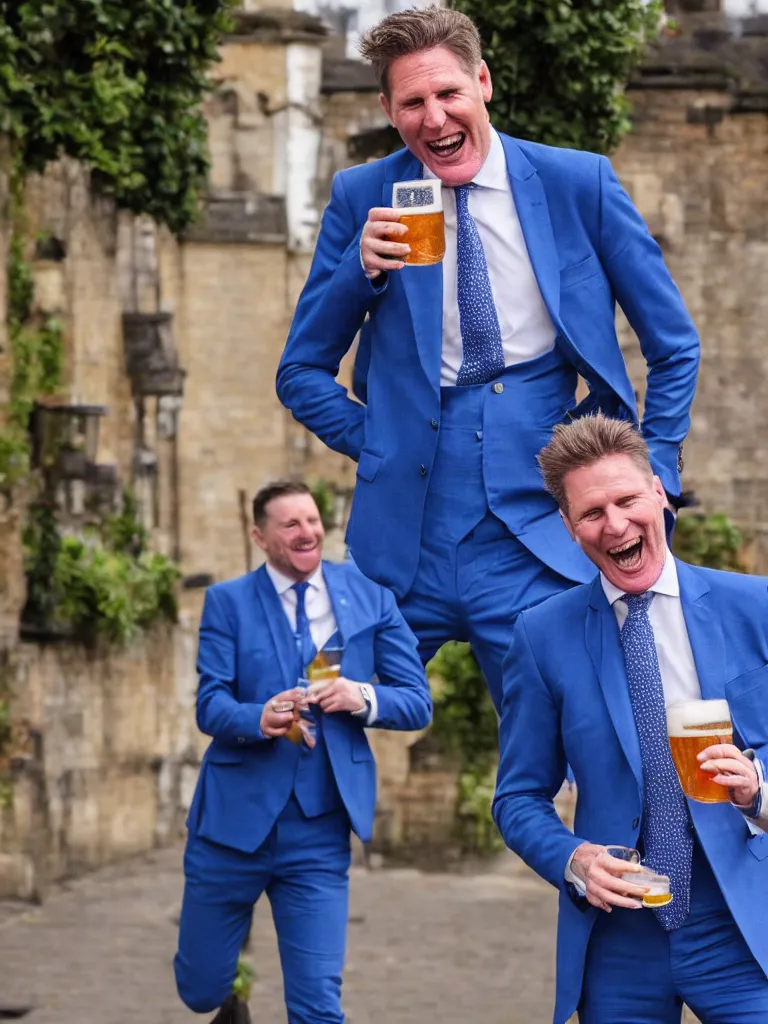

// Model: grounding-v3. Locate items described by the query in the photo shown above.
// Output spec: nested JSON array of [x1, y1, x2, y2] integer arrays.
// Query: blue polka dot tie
[[292, 582, 316, 674], [620, 592, 693, 930], [454, 184, 505, 386]]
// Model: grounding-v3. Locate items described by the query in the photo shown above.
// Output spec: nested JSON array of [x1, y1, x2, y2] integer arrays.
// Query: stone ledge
[[322, 55, 378, 95], [224, 7, 326, 45], [184, 194, 287, 245]]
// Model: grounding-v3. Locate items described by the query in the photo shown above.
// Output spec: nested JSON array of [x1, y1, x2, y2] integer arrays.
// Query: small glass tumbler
[[620, 866, 673, 908]]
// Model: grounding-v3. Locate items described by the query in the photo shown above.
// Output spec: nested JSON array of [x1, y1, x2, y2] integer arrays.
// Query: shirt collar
[[421, 128, 509, 192], [265, 561, 325, 597], [600, 547, 679, 607]]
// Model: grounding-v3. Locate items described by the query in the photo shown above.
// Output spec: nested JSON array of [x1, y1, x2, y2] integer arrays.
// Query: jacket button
[[420, 464, 427, 476], [492, 382, 504, 394], [430, 417, 438, 430], [237, 737, 246, 744], [632, 817, 640, 829]]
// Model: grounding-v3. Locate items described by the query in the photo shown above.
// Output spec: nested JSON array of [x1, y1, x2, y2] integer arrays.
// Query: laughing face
[[252, 492, 324, 582], [380, 46, 493, 187], [561, 454, 668, 594]]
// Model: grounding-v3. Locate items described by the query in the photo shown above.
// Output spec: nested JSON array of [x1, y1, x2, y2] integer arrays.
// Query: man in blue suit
[[277, 6, 699, 711], [493, 414, 768, 1023], [174, 481, 431, 1023]]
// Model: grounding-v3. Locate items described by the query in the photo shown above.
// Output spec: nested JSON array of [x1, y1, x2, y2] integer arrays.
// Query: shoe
[[209, 993, 252, 1023]]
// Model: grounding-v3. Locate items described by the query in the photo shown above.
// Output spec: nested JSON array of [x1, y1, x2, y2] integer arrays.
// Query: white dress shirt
[[565, 550, 767, 892], [264, 562, 377, 724], [422, 128, 556, 386]]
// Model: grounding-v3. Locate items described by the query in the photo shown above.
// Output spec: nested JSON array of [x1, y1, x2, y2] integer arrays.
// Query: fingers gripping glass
[[607, 846, 673, 908], [392, 180, 445, 266], [285, 648, 345, 747], [666, 699, 733, 803]]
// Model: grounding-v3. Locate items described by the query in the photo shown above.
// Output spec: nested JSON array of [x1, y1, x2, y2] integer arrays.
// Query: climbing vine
[[23, 492, 180, 646], [0, 1, 235, 234], [427, 642, 504, 856], [450, 0, 661, 154], [0, 167, 64, 490]]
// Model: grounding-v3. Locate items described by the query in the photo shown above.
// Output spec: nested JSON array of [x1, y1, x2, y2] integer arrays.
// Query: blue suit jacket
[[277, 134, 700, 597], [186, 561, 431, 854], [493, 560, 768, 1024]]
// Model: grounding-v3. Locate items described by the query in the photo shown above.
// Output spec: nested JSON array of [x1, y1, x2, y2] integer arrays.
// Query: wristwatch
[[353, 683, 374, 719]]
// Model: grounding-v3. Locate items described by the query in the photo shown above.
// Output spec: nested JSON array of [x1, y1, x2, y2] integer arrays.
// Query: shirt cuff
[[351, 682, 378, 726], [734, 751, 767, 833], [564, 851, 587, 896], [365, 683, 378, 726]]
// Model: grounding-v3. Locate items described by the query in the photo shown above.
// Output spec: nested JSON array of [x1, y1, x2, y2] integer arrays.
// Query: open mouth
[[608, 537, 643, 570], [426, 132, 465, 158]]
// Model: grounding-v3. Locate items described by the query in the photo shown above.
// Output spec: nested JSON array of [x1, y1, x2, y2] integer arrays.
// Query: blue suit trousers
[[399, 359, 576, 711], [175, 797, 351, 1021], [579, 843, 768, 1023]]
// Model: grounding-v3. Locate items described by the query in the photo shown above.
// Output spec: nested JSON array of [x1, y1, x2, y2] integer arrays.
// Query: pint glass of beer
[[666, 699, 733, 803], [392, 179, 445, 266], [307, 646, 343, 687]]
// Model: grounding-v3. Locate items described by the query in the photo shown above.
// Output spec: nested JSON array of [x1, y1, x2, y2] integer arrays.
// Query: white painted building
[[724, 0, 768, 15], [295, 0, 438, 59]]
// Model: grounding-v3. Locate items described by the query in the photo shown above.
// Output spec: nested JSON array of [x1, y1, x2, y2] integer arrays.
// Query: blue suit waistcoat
[[493, 560, 768, 1024], [186, 561, 431, 854], [277, 134, 700, 598]]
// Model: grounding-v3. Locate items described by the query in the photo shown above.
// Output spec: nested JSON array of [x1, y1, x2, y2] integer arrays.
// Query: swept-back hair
[[537, 414, 651, 513], [359, 6, 483, 96]]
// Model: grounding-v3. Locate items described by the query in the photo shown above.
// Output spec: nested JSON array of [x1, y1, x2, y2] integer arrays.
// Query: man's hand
[[307, 676, 366, 715], [360, 208, 410, 279], [260, 688, 302, 738], [698, 743, 759, 808], [570, 843, 648, 912]]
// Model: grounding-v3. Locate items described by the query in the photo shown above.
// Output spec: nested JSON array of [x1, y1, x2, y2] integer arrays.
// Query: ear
[[479, 60, 493, 103], [251, 525, 266, 553], [379, 91, 395, 126], [560, 508, 577, 543], [652, 475, 666, 506]]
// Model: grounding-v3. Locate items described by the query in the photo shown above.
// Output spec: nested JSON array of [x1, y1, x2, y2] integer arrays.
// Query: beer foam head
[[393, 179, 442, 214], [666, 699, 731, 738]]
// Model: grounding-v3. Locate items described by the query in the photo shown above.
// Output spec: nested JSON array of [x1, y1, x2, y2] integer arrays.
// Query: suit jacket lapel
[[500, 134, 561, 326], [254, 566, 296, 693], [383, 151, 443, 392], [677, 560, 725, 700], [322, 562, 357, 648], [586, 578, 645, 799]]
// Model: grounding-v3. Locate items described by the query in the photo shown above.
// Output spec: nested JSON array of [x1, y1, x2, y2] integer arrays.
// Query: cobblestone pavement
[[0, 844, 698, 1024]]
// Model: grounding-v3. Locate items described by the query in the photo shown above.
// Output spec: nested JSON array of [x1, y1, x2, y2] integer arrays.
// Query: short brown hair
[[537, 414, 652, 513], [359, 6, 483, 96], [252, 481, 312, 526]]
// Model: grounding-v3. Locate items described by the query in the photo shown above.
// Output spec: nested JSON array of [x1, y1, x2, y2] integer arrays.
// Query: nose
[[604, 505, 629, 536], [422, 97, 447, 131]]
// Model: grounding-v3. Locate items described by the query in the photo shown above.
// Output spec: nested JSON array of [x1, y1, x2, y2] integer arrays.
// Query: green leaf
[[450, 0, 661, 152]]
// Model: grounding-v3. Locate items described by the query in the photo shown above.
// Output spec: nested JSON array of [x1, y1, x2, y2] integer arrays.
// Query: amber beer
[[307, 646, 343, 685], [666, 699, 733, 803], [392, 179, 445, 266]]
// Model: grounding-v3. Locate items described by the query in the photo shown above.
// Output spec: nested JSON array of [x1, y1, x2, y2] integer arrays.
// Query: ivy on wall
[[672, 512, 746, 572], [0, 169, 64, 490], [427, 642, 504, 856], [0, 0, 234, 234], [450, 0, 661, 153], [23, 493, 180, 645]]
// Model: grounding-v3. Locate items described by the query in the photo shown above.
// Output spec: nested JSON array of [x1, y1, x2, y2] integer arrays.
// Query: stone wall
[[0, 613, 204, 900], [613, 82, 768, 570]]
